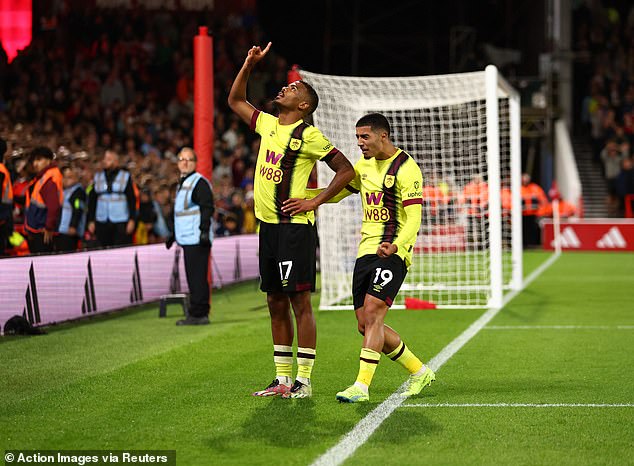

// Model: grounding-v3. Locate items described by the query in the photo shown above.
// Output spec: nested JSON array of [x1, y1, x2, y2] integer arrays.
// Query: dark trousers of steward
[[182, 243, 211, 318]]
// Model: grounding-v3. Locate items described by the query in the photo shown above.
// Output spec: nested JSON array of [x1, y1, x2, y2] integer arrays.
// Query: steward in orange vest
[[520, 173, 547, 248], [501, 186, 512, 217], [25, 147, 63, 253], [460, 175, 489, 249], [538, 199, 576, 218], [422, 182, 449, 224], [0, 138, 14, 256], [520, 173, 548, 216], [460, 176, 489, 217]]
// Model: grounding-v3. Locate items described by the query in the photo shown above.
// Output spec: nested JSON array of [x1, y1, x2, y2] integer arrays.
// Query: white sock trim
[[276, 376, 292, 385], [414, 364, 428, 377], [354, 381, 369, 394], [297, 376, 311, 385]]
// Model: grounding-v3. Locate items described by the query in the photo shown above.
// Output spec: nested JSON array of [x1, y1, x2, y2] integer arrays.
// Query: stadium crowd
[[575, 1, 634, 216], [0, 5, 283, 255], [0, 3, 600, 257]]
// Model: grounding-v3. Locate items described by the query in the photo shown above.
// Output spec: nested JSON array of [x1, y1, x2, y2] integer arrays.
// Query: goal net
[[300, 66, 522, 309]]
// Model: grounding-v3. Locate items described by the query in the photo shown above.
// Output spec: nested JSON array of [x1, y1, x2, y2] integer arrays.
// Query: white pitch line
[[310, 252, 561, 466], [401, 403, 634, 408], [485, 325, 634, 330]]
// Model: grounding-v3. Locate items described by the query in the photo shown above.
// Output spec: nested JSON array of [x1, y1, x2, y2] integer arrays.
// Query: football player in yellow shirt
[[284, 113, 435, 402], [228, 42, 354, 398]]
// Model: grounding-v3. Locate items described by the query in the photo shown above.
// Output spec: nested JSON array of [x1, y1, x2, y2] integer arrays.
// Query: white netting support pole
[[553, 199, 562, 254], [486, 65, 503, 309], [509, 85, 523, 290]]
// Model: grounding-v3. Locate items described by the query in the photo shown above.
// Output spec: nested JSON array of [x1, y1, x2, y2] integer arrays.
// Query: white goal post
[[300, 65, 523, 310]]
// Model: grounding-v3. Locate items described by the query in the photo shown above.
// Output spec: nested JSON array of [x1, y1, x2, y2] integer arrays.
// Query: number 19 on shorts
[[374, 268, 393, 286]]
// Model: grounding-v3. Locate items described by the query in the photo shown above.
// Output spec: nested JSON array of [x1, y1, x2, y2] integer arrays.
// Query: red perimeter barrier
[[542, 219, 634, 251]]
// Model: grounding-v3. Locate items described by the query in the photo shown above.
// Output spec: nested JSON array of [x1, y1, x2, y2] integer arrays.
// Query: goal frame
[[301, 65, 522, 310]]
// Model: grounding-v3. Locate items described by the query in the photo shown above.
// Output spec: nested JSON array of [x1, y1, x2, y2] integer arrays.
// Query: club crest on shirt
[[289, 138, 302, 151], [384, 175, 395, 188]]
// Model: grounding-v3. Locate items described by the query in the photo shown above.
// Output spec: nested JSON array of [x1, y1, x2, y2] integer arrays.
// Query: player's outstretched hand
[[282, 198, 317, 216], [245, 42, 272, 67], [377, 242, 398, 257]]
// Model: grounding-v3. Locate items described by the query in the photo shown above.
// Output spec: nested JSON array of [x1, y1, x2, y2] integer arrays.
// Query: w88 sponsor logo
[[364, 206, 390, 222], [259, 165, 283, 184]]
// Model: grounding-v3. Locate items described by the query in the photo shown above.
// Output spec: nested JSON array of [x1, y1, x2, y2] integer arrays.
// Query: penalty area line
[[485, 325, 634, 330], [310, 252, 561, 466], [401, 403, 634, 408]]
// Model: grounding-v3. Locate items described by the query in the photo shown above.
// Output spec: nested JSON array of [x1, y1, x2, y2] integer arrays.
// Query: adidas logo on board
[[596, 227, 627, 248], [551, 226, 581, 248]]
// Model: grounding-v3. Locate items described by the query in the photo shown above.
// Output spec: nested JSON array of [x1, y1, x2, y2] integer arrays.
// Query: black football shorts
[[259, 222, 317, 293], [352, 253, 407, 309]]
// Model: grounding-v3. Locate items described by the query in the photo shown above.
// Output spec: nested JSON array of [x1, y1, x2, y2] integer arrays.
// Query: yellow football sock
[[273, 345, 293, 381], [356, 347, 381, 387], [386, 341, 423, 375], [296, 347, 316, 381]]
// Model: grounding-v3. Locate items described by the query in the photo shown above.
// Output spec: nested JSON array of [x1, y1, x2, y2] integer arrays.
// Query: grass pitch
[[1, 251, 633, 465]]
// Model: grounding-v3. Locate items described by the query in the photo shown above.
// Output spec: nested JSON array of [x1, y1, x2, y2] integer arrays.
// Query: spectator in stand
[[520, 173, 549, 248], [24, 147, 63, 254], [600, 139, 626, 216], [136, 188, 157, 245], [10, 156, 31, 236], [613, 125, 631, 157], [242, 190, 257, 233], [0, 138, 14, 256], [213, 154, 233, 185], [87, 150, 137, 247], [227, 190, 245, 232], [150, 185, 171, 241], [616, 157, 634, 216], [240, 165, 255, 191], [56, 165, 87, 252], [222, 119, 241, 151], [623, 112, 634, 147], [100, 70, 125, 108], [216, 213, 240, 237]]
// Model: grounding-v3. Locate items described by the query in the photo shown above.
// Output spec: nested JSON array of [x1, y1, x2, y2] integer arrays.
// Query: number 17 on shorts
[[279, 260, 293, 288]]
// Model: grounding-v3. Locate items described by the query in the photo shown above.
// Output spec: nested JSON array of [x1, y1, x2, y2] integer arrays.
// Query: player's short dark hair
[[0, 138, 7, 158], [299, 81, 319, 115], [30, 146, 55, 161], [356, 113, 391, 137]]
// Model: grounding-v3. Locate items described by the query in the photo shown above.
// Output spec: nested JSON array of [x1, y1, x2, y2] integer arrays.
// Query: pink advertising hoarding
[[0, 235, 258, 333]]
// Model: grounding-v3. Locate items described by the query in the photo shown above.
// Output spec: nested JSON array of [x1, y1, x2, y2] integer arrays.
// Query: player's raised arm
[[228, 42, 272, 125]]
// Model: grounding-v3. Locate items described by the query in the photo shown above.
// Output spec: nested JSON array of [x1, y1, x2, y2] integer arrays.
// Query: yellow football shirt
[[251, 110, 339, 224], [349, 149, 423, 267]]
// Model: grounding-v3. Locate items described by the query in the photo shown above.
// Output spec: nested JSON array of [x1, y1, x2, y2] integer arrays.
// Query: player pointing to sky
[[228, 42, 355, 398]]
